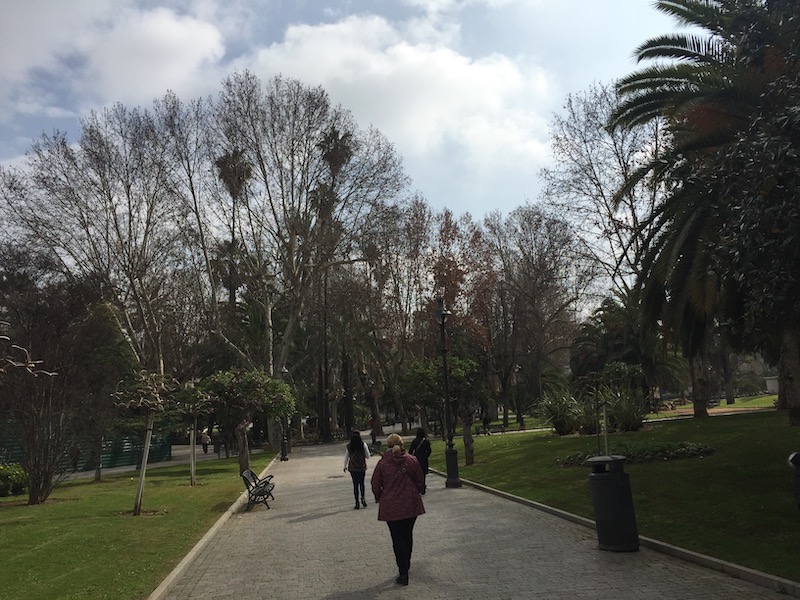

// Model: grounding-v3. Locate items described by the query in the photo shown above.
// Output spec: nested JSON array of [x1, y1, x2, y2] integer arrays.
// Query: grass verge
[[430, 410, 800, 583], [0, 454, 272, 600]]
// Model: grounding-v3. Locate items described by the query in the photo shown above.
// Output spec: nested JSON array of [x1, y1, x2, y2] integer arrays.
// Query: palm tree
[[570, 291, 689, 407], [610, 0, 800, 423]]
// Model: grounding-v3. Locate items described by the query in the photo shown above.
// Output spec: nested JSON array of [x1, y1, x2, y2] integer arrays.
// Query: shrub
[[537, 393, 579, 435], [607, 387, 648, 432], [575, 394, 601, 435], [559, 440, 715, 467], [0, 463, 27, 497], [733, 372, 767, 396]]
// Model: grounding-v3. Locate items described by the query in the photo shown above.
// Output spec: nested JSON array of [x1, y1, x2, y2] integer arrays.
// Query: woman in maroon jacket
[[371, 433, 425, 586]]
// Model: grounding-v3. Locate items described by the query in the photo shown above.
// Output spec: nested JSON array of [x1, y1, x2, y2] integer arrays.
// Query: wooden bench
[[241, 469, 275, 510]]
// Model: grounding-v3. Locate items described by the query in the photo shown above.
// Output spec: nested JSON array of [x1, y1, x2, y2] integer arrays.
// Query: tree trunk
[[223, 432, 231, 458], [189, 417, 197, 487], [133, 410, 155, 516], [397, 392, 409, 435], [720, 346, 735, 405], [267, 419, 281, 451], [235, 419, 250, 475], [463, 413, 474, 466], [281, 416, 291, 454], [368, 389, 383, 436], [292, 412, 305, 441], [780, 328, 800, 426], [777, 365, 788, 410], [93, 437, 103, 482], [690, 358, 709, 418], [342, 352, 354, 434]]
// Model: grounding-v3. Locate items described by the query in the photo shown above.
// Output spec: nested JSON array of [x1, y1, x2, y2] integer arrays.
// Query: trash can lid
[[586, 455, 627, 465], [789, 452, 800, 470]]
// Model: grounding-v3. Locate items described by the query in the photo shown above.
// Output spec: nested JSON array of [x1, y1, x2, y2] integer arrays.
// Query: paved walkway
[[150, 441, 792, 600]]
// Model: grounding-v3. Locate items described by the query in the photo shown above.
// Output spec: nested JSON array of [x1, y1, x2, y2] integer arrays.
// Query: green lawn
[[646, 393, 777, 420], [430, 410, 800, 583], [0, 455, 272, 600]]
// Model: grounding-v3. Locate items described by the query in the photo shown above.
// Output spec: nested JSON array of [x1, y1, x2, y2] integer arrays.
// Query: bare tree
[[215, 73, 408, 371], [481, 205, 596, 426], [0, 254, 86, 505], [1, 105, 195, 511], [540, 82, 665, 295], [213, 73, 409, 440], [2, 105, 189, 377], [357, 197, 435, 433]]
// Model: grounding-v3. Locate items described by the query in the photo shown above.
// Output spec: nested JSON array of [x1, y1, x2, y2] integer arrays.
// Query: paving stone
[[159, 443, 784, 600]]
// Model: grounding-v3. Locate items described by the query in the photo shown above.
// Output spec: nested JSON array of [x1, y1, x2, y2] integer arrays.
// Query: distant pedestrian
[[371, 433, 425, 586], [409, 427, 431, 493], [344, 431, 371, 509], [200, 431, 211, 454]]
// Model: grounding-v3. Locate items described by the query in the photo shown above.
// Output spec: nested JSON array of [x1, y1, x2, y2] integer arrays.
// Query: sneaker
[[354, 503, 360, 510], [395, 574, 408, 586], [361, 498, 367, 507]]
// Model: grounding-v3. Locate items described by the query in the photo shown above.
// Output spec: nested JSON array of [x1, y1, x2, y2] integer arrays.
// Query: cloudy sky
[[1, 0, 677, 217]]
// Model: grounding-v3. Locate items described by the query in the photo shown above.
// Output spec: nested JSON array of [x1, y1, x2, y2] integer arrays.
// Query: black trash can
[[586, 455, 639, 551]]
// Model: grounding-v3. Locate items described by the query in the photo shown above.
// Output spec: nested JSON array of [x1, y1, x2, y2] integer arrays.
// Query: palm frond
[[655, 0, 727, 34], [636, 34, 732, 65]]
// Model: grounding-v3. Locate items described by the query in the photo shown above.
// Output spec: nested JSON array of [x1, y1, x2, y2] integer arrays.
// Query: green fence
[[0, 426, 172, 472]]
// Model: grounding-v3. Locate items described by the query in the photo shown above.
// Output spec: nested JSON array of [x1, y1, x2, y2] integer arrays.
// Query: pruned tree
[[173, 382, 214, 486], [355, 196, 435, 433], [201, 369, 295, 474], [113, 370, 176, 516], [211, 73, 409, 442]]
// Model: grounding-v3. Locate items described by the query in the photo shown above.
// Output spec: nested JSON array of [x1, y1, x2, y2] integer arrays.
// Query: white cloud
[[401, 0, 514, 15], [0, 0, 114, 122], [74, 7, 225, 108], [0, 0, 112, 81], [0, 1, 226, 121], [242, 13, 552, 181], [183, 0, 266, 49]]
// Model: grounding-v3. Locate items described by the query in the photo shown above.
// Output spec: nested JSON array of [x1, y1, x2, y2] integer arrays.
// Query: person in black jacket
[[344, 431, 372, 509], [409, 427, 432, 494]]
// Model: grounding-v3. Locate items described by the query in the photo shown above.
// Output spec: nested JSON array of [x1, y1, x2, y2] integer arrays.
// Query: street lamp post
[[436, 298, 462, 488], [280, 365, 290, 461]]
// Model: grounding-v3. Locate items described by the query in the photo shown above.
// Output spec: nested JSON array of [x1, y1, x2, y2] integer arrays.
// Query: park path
[[151, 440, 791, 600]]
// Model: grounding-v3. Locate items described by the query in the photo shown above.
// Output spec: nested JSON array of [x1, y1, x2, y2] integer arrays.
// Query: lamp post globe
[[436, 298, 461, 488]]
